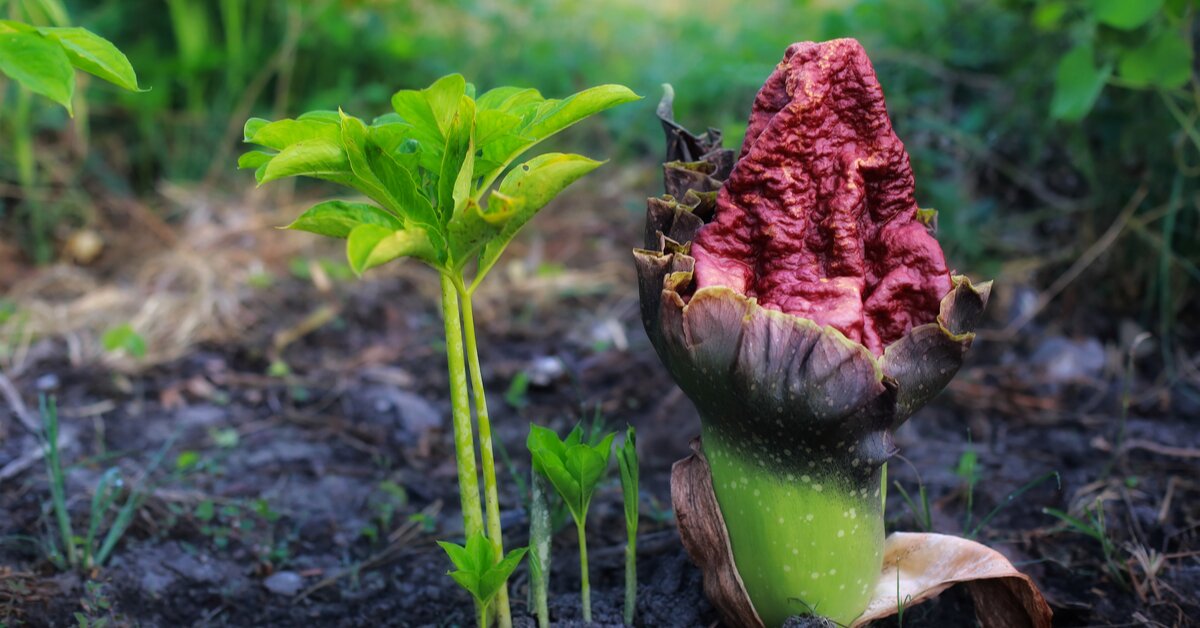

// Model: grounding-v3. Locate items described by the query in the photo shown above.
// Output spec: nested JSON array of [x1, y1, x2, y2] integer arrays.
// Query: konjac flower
[[635, 40, 992, 625]]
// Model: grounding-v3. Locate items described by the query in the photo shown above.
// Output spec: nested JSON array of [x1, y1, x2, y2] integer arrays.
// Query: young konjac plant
[[636, 41, 1008, 625], [616, 425, 639, 625], [527, 424, 615, 623], [439, 533, 529, 628], [242, 75, 638, 627]]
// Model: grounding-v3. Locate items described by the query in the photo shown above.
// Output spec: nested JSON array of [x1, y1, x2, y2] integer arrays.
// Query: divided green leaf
[[527, 424, 616, 524], [475, 153, 603, 283], [438, 533, 528, 607], [242, 74, 638, 277]]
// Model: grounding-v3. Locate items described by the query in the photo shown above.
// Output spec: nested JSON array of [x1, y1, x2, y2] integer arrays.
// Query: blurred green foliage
[[1, 0, 1197, 347]]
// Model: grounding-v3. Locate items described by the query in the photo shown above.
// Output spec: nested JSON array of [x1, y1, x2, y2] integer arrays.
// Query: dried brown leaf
[[854, 532, 1052, 628]]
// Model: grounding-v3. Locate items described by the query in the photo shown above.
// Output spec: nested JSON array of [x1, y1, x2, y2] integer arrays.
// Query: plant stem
[[529, 470, 551, 628], [457, 281, 511, 628], [577, 518, 591, 623], [438, 274, 486, 622], [704, 430, 885, 625], [624, 530, 636, 625]]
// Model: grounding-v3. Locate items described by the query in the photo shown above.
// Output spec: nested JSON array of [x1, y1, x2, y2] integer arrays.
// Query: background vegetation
[[2, 0, 1196, 375]]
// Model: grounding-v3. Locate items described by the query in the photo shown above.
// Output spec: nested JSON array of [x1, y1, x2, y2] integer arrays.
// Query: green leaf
[[243, 118, 268, 142], [369, 121, 414, 154], [249, 118, 340, 151], [439, 533, 528, 606], [617, 426, 639, 532], [101, 324, 146, 358], [346, 224, 437, 273], [1050, 44, 1112, 121], [437, 95, 476, 222], [527, 424, 615, 524], [447, 199, 502, 268], [481, 546, 528, 604], [476, 85, 543, 112], [1092, 0, 1164, 30], [339, 112, 392, 199], [340, 112, 440, 233], [38, 27, 141, 91], [298, 110, 341, 124], [424, 73, 468, 137], [284, 200, 402, 239], [1118, 29, 1193, 88], [521, 84, 640, 144], [0, 30, 74, 114], [476, 109, 524, 148], [237, 150, 273, 170], [475, 153, 603, 283], [259, 139, 349, 184]]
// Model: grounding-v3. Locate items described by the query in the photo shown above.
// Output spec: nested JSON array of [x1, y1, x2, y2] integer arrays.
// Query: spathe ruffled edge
[[634, 192, 991, 435]]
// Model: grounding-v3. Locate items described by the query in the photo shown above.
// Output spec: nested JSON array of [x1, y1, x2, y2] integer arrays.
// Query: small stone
[[263, 571, 303, 596], [526, 356, 566, 386], [35, 373, 60, 392]]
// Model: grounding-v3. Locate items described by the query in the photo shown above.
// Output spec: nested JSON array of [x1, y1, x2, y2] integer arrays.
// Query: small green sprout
[[527, 424, 615, 623], [1044, 501, 1127, 588], [40, 396, 168, 571], [616, 425, 639, 625], [439, 533, 529, 628], [101, 324, 146, 359]]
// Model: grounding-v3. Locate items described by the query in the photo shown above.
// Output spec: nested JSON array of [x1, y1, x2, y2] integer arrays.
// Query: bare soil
[[2, 178, 1198, 627]]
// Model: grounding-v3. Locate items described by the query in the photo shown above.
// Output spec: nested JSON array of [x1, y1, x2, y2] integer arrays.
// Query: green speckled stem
[[703, 428, 885, 626], [459, 281, 512, 628]]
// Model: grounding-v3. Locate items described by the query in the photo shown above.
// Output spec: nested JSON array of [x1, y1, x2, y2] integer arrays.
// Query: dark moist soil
[[3, 184, 1199, 627]]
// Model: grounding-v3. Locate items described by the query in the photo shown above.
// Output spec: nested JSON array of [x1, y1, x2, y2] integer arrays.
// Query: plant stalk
[[529, 470, 551, 628], [457, 281, 511, 628], [438, 274, 486, 622], [703, 429, 885, 625], [577, 518, 591, 623], [624, 531, 636, 625]]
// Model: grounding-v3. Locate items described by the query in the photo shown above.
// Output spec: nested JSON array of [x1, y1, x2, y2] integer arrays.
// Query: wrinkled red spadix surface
[[692, 39, 951, 355]]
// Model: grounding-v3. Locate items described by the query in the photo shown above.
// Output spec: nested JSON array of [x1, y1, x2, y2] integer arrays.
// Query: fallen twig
[[0, 370, 39, 434]]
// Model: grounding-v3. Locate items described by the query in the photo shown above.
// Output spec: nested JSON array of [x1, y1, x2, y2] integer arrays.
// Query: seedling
[[100, 324, 146, 359], [242, 74, 637, 626], [955, 448, 980, 532], [616, 425, 639, 625], [39, 396, 169, 571], [438, 533, 529, 628], [527, 424, 615, 623], [1043, 500, 1128, 588]]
